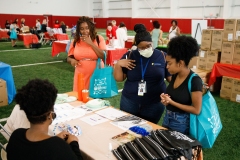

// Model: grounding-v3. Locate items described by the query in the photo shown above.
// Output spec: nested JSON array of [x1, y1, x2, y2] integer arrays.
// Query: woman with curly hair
[[67, 16, 106, 91], [160, 36, 202, 135], [6, 79, 83, 160], [114, 24, 171, 124]]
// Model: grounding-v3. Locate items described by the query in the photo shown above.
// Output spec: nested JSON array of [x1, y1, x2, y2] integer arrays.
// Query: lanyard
[[140, 57, 150, 81]]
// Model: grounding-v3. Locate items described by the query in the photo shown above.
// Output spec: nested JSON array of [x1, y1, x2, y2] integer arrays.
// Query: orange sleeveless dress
[[68, 35, 106, 91]]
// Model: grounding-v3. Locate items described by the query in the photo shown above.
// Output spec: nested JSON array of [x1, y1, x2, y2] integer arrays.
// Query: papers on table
[[110, 115, 147, 131], [52, 103, 86, 125], [95, 108, 127, 120], [80, 114, 109, 126], [76, 104, 108, 114]]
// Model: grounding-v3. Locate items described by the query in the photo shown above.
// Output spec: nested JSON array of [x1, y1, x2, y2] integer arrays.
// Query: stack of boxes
[[221, 76, 240, 103], [219, 19, 240, 103], [220, 19, 240, 65], [193, 29, 222, 91], [192, 19, 240, 103]]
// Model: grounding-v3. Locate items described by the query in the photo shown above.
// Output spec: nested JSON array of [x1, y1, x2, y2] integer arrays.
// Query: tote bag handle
[[96, 51, 107, 69]]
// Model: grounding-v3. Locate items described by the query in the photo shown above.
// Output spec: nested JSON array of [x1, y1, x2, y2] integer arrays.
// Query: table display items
[[110, 115, 147, 131], [112, 129, 202, 160]]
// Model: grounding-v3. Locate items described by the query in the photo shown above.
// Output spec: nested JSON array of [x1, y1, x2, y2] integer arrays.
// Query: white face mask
[[139, 47, 153, 58]]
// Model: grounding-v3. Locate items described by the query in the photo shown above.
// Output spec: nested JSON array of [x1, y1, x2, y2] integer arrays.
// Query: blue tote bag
[[10, 29, 17, 39], [65, 38, 72, 54], [188, 73, 222, 148], [89, 51, 118, 98]]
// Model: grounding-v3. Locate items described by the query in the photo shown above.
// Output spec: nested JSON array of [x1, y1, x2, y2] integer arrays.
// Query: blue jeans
[[162, 110, 190, 135], [120, 95, 165, 124]]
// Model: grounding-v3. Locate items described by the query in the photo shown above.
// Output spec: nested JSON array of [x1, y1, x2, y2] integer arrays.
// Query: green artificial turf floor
[[0, 30, 239, 160]]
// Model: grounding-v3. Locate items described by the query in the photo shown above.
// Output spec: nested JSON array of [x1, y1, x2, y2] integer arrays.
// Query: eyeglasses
[[138, 43, 152, 51]]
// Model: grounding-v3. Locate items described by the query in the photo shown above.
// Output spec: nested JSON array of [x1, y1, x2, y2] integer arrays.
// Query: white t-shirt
[[36, 22, 41, 30], [169, 26, 178, 40], [116, 27, 128, 48]]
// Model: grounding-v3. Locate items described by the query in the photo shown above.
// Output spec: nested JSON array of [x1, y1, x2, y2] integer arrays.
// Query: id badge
[[138, 81, 146, 96]]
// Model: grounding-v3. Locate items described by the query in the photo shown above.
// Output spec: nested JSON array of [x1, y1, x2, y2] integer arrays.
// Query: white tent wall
[[0, 0, 93, 17], [0, 0, 239, 18], [92, 0, 240, 18]]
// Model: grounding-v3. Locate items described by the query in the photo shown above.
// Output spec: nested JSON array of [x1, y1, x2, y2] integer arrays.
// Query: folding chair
[[38, 33, 44, 43], [0, 124, 10, 160], [43, 28, 56, 45]]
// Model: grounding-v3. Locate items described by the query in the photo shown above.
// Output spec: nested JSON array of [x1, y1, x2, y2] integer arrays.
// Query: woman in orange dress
[[67, 16, 106, 91]]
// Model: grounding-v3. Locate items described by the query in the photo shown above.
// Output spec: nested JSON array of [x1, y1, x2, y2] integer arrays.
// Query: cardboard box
[[197, 57, 207, 70], [191, 68, 211, 83], [235, 19, 240, 42], [206, 51, 221, 70], [201, 29, 212, 50], [230, 78, 240, 103], [223, 19, 237, 42], [232, 43, 240, 65], [188, 56, 198, 69], [199, 50, 208, 58], [0, 79, 8, 107], [220, 42, 234, 64], [211, 29, 223, 51], [220, 76, 233, 99]]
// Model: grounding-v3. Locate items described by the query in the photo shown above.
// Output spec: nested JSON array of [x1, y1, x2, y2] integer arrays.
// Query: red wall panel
[[0, 14, 225, 34]]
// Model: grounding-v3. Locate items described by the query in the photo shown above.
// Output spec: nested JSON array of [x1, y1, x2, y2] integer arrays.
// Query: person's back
[[61, 24, 66, 33], [152, 29, 160, 48], [7, 128, 81, 160], [41, 24, 47, 33], [116, 27, 127, 48]]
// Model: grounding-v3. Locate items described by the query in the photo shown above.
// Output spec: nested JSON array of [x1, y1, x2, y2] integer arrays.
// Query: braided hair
[[74, 16, 97, 43]]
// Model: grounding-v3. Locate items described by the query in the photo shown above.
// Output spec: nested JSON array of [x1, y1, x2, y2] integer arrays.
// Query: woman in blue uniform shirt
[[114, 24, 171, 124]]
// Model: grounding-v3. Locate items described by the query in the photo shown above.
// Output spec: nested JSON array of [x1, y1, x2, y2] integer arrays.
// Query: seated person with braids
[[6, 79, 83, 160], [114, 24, 171, 124]]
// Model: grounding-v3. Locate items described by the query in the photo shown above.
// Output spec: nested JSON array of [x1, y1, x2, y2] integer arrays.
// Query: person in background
[[71, 25, 77, 37], [67, 16, 106, 91], [106, 23, 113, 44], [114, 24, 171, 124], [54, 20, 60, 28], [6, 79, 83, 160], [14, 18, 21, 33], [21, 18, 25, 27], [111, 20, 117, 39], [41, 19, 47, 33], [5, 20, 10, 29], [160, 36, 202, 135], [116, 22, 128, 48], [168, 20, 180, 40], [60, 21, 67, 33], [36, 19, 41, 33], [151, 21, 163, 49], [9, 21, 18, 47]]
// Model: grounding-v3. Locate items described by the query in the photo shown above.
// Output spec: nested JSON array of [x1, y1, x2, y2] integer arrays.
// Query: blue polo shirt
[[121, 49, 171, 105]]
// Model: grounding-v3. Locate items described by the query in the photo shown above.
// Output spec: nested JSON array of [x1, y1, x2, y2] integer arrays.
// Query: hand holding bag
[[89, 51, 118, 98], [188, 73, 223, 148]]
